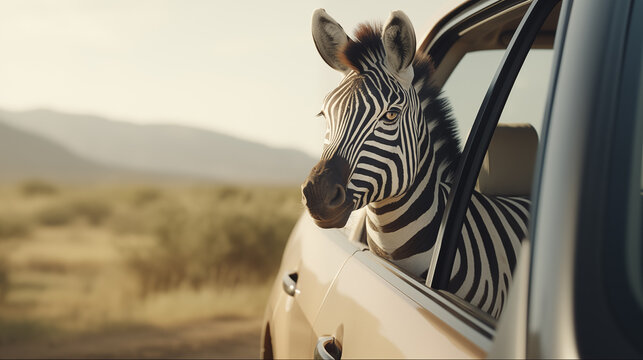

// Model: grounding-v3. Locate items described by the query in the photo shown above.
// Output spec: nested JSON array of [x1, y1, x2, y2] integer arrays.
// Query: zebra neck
[[365, 127, 452, 277]]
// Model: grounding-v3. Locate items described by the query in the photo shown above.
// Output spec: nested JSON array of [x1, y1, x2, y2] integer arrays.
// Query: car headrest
[[475, 123, 538, 197]]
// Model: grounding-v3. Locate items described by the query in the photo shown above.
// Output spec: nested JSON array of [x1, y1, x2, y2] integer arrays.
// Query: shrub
[[36, 204, 76, 226], [125, 186, 302, 294], [71, 198, 112, 225], [129, 187, 163, 208], [19, 180, 58, 196], [36, 198, 112, 227], [0, 215, 31, 239]]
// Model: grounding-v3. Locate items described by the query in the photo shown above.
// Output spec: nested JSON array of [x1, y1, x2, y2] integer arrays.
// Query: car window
[[446, 47, 555, 319], [442, 5, 560, 319]]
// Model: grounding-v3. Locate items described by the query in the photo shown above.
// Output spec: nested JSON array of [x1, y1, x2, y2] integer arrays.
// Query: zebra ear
[[312, 9, 351, 73], [382, 11, 416, 79]]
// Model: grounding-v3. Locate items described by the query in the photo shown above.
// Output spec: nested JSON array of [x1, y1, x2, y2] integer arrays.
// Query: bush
[[19, 180, 58, 196], [0, 215, 31, 239], [72, 198, 112, 225], [125, 186, 302, 294], [36, 198, 112, 227], [36, 204, 76, 226], [129, 187, 163, 208]]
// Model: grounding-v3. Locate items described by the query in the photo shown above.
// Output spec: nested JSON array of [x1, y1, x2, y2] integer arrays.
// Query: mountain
[[0, 109, 316, 184], [0, 120, 170, 182]]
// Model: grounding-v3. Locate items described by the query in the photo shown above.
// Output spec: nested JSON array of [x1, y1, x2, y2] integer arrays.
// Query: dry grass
[[0, 180, 302, 347]]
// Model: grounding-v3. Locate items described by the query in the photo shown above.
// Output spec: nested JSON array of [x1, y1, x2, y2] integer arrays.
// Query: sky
[[0, 0, 458, 157]]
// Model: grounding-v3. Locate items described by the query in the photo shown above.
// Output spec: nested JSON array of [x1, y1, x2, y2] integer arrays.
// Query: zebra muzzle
[[301, 156, 352, 228]]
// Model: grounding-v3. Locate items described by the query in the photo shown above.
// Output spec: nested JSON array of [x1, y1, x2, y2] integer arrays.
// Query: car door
[[265, 212, 364, 359], [311, 0, 562, 358], [313, 249, 492, 358]]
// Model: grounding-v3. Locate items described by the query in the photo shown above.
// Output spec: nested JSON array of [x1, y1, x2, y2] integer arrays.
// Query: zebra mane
[[412, 53, 461, 182], [340, 23, 462, 182], [339, 23, 384, 72]]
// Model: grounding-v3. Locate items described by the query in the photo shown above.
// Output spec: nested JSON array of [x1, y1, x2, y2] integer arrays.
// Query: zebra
[[300, 9, 530, 318]]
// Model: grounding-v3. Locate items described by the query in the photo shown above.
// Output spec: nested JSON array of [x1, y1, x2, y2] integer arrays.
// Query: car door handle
[[282, 272, 298, 296], [314, 336, 342, 360]]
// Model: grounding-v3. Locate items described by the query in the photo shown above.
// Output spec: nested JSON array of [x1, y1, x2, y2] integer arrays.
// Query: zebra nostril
[[327, 184, 346, 209], [301, 182, 313, 206]]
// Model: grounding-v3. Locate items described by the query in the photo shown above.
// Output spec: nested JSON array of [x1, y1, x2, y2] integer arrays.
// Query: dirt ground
[[0, 316, 262, 359]]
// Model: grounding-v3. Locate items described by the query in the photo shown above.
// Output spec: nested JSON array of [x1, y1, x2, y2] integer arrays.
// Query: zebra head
[[302, 9, 424, 228]]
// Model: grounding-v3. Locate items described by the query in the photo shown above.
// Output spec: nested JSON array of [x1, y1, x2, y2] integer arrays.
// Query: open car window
[[446, 42, 557, 319], [425, 0, 562, 320]]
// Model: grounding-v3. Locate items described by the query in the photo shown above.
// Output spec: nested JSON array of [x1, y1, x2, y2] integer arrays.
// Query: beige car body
[[264, 209, 499, 358]]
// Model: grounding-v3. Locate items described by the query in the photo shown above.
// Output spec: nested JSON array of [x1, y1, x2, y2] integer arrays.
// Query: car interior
[[475, 123, 538, 197]]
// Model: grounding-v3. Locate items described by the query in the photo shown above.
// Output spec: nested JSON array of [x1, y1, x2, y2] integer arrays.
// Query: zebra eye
[[384, 110, 399, 121]]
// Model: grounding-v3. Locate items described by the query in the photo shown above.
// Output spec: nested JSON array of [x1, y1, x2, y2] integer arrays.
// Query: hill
[[0, 109, 316, 184], [0, 120, 164, 182]]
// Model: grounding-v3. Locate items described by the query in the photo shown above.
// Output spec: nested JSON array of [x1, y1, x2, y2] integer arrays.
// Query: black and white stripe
[[316, 23, 529, 318]]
